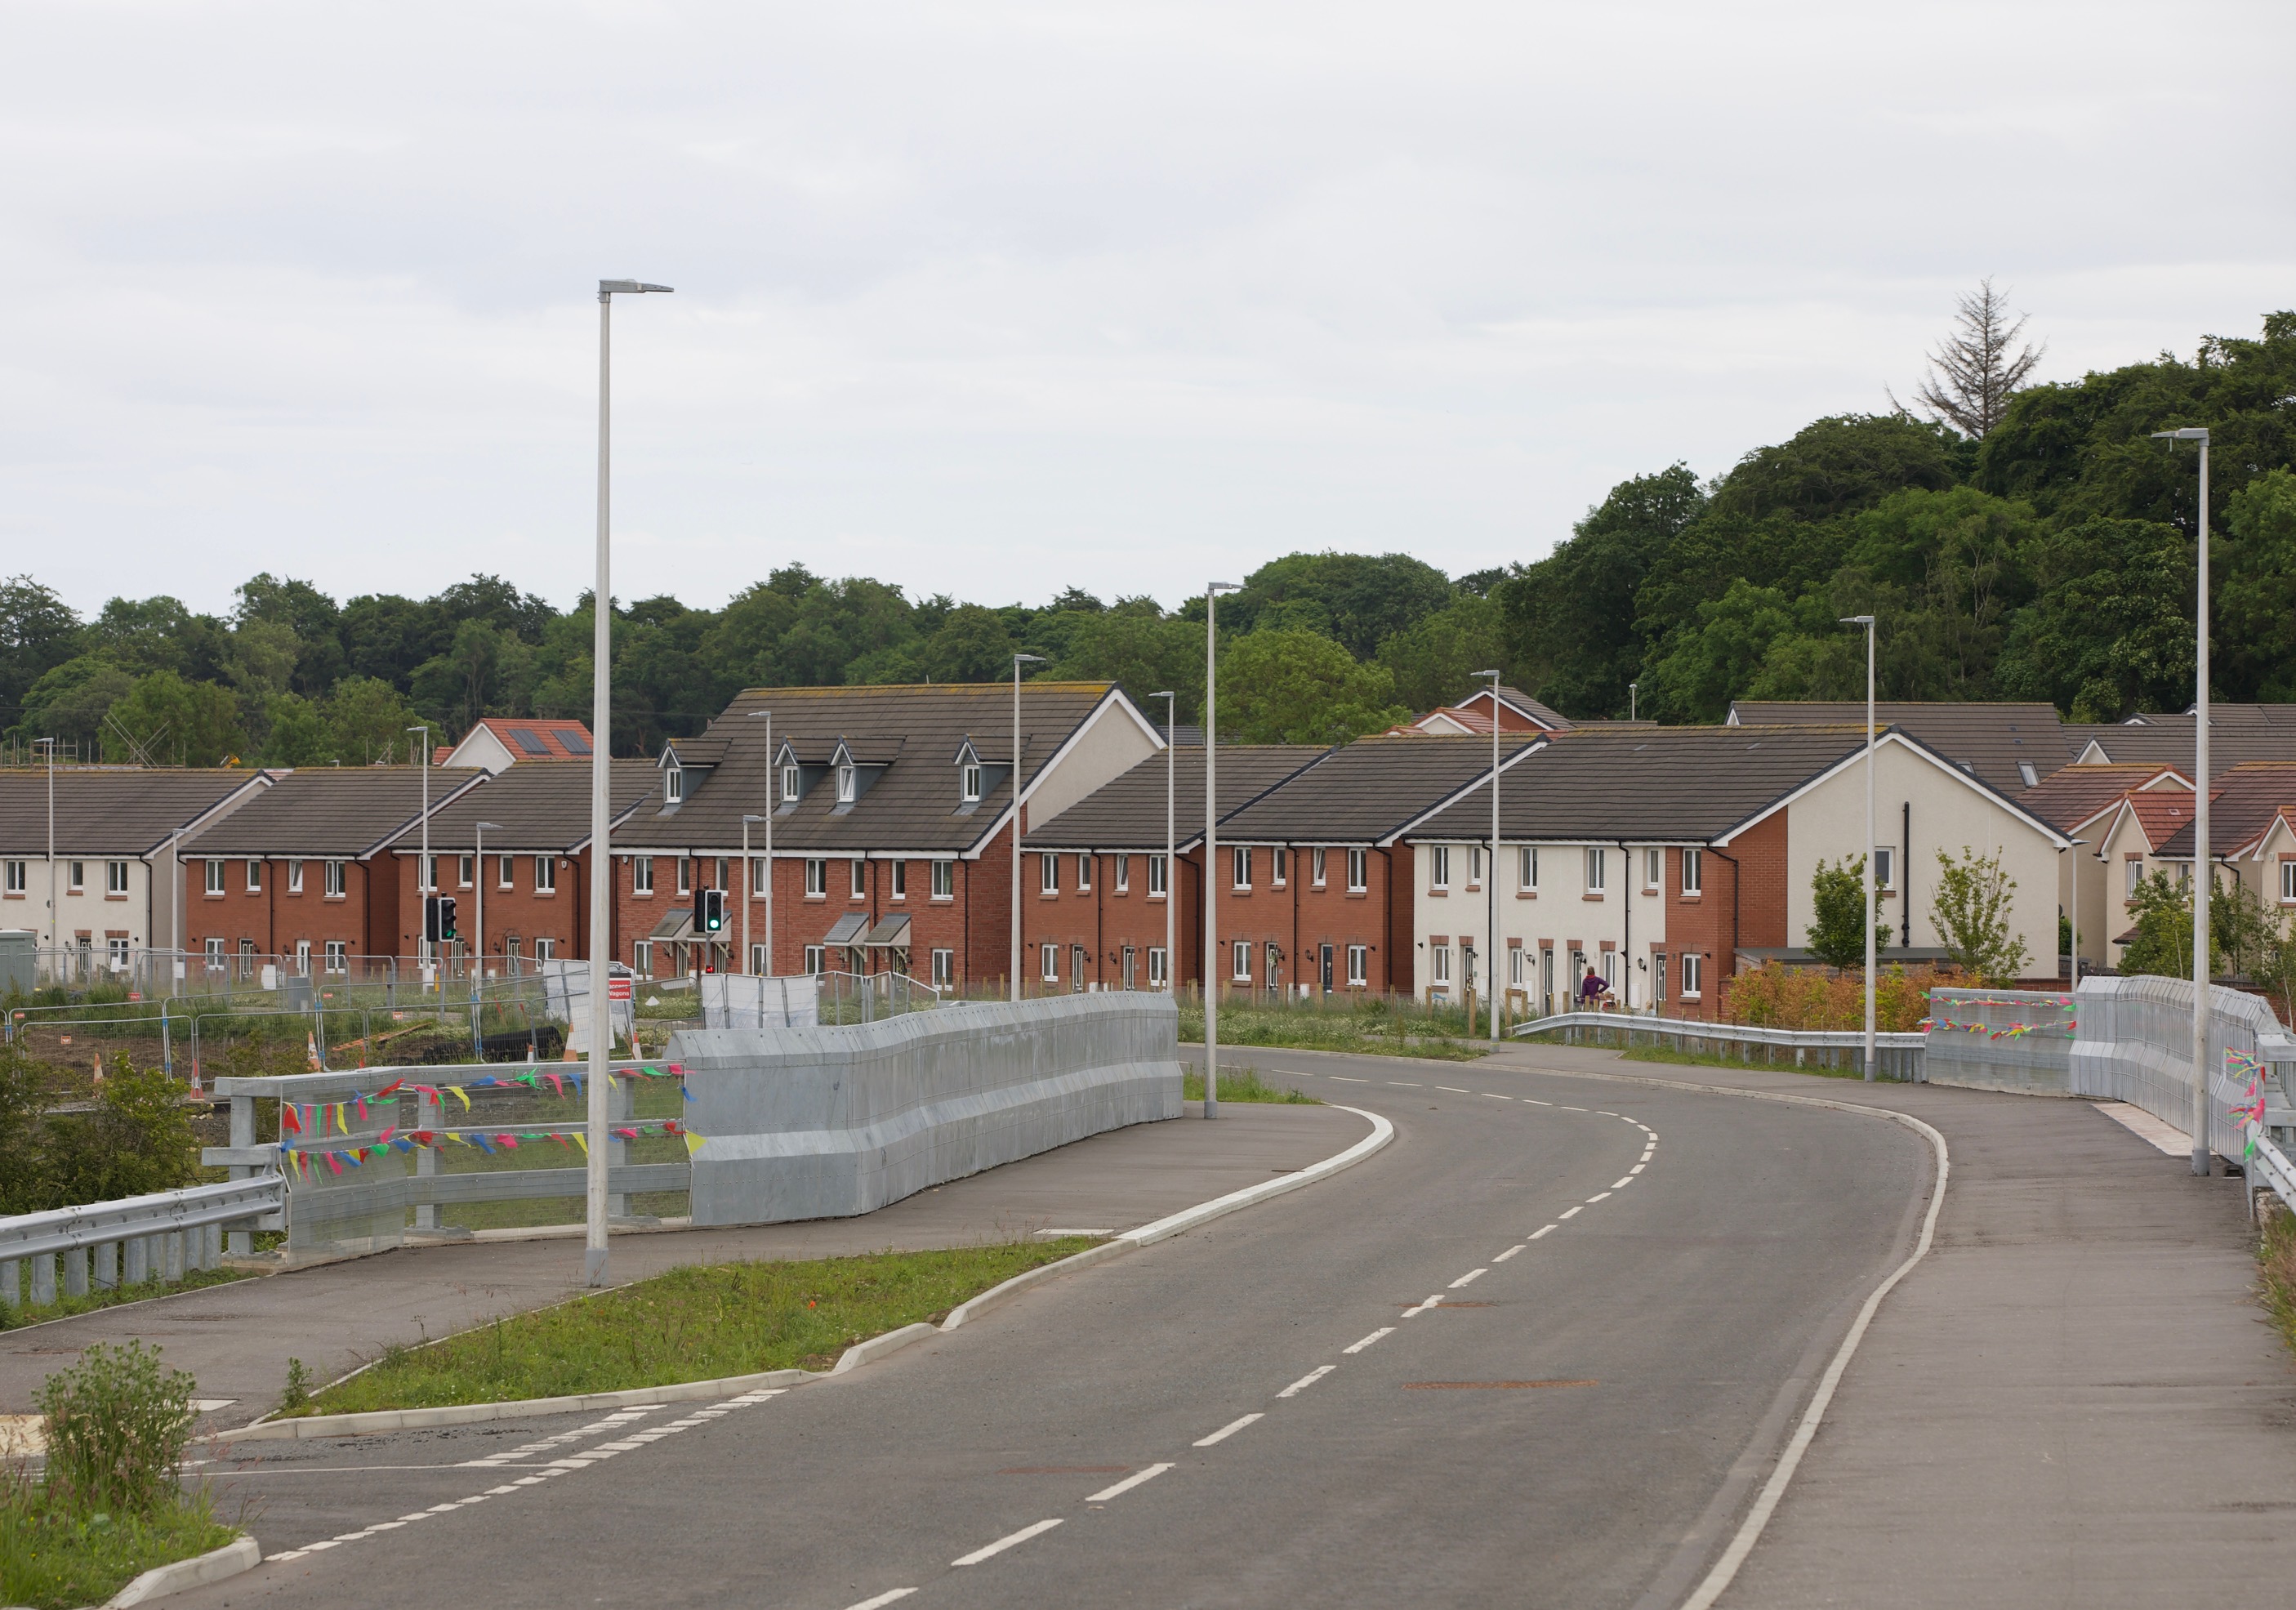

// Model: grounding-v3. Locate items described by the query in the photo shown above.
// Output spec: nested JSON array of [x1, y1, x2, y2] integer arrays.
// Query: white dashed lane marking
[[952, 1518, 1063, 1566], [1448, 1268, 1487, 1289], [1193, 1414, 1264, 1447], [1402, 1294, 1446, 1318], [1277, 1366, 1337, 1398], [1086, 1463, 1175, 1502], [1559, 1206, 1585, 1220], [843, 1590, 918, 1609], [1344, 1327, 1395, 1354], [1493, 1244, 1527, 1262], [1436, 1086, 1470, 1095], [1531, 1224, 1557, 1238]]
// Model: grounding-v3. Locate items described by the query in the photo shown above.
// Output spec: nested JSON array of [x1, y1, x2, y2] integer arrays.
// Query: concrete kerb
[[197, 1102, 1394, 1445], [104, 1532, 262, 1606]]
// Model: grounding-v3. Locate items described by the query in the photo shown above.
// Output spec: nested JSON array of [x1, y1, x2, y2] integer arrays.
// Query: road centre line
[[1331, 1076, 1370, 1082], [1483, 1092, 1513, 1099], [1597, 1110, 1617, 1116], [951, 1518, 1063, 1566], [1560, 1105, 1588, 1112], [1493, 1244, 1527, 1262], [1612, 1177, 1636, 1189], [1558, 1206, 1585, 1220], [1524, 1098, 1553, 1105], [1389, 1081, 1420, 1086], [1344, 1327, 1395, 1354], [1193, 1414, 1264, 1447], [842, 1590, 918, 1609], [1436, 1086, 1470, 1094], [1448, 1269, 1487, 1288], [1530, 1224, 1556, 1238], [1586, 1192, 1612, 1203], [1402, 1293, 1445, 1317], [1086, 1463, 1175, 1502], [1277, 1366, 1337, 1398]]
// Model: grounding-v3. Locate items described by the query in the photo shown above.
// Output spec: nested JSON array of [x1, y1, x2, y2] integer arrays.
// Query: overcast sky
[[4, 1, 2291, 622]]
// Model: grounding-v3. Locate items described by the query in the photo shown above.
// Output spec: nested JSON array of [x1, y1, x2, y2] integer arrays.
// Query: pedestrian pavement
[[1481, 1041, 2296, 1608], [0, 1102, 1360, 1437]]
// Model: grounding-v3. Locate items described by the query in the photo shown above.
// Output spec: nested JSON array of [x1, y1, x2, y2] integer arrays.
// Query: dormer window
[[782, 765, 799, 803], [837, 764, 856, 804], [664, 766, 684, 804], [962, 763, 983, 802]]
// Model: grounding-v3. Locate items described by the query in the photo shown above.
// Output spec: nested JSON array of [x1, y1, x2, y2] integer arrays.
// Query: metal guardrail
[[0, 1174, 282, 1311], [1511, 1010, 1928, 1079]]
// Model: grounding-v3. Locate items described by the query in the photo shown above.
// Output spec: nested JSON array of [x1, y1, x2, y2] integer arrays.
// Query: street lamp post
[[586, 276, 672, 1288], [1203, 583, 1240, 1117], [1152, 692, 1176, 994], [748, 709, 774, 978], [473, 822, 504, 979], [2155, 426, 2213, 1175], [742, 814, 766, 974], [1010, 654, 1047, 1001], [1481, 677, 1505, 1024], [1839, 615, 1877, 1081], [1629, 681, 1638, 723], [408, 725, 432, 984], [2067, 836, 2089, 988], [38, 738, 55, 968]]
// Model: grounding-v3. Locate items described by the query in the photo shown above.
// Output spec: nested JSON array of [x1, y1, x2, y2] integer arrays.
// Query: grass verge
[[0, 1267, 252, 1334], [292, 1239, 1102, 1415], [1616, 1044, 1892, 1081], [1180, 1064, 1320, 1104], [0, 1478, 234, 1610], [1179, 1007, 1487, 1061], [2260, 1202, 2296, 1356]]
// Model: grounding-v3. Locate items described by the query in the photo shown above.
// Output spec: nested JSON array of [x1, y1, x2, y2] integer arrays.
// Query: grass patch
[[0, 1478, 234, 1610], [1616, 1044, 1885, 1081], [2261, 1202, 2296, 1357], [1180, 1003, 1489, 1061], [1180, 1064, 1320, 1104], [0, 1267, 252, 1334], [293, 1239, 1102, 1414]]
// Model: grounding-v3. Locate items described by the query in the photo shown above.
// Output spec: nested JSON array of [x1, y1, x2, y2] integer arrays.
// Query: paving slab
[[0, 1102, 1357, 1436]]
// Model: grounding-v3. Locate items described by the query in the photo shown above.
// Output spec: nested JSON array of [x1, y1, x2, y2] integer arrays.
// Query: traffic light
[[696, 887, 725, 934], [425, 894, 458, 943]]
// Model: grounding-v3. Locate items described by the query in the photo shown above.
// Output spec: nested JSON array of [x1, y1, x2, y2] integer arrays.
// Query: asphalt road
[[174, 1050, 1929, 1609]]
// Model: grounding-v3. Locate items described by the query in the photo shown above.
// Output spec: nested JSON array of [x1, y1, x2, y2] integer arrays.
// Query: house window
[[1148, 946, 1169, 987], [535, 938, 555, 961], [931, 948, 954, 987], [1313, 849, 1327, 887], [2283, 860, 2296, 903], [1233, 846, 1251, 890], [836, 764, 855, 804], [1682, 849, 1702, 896], [1272, 848, 1288, 887], [751, 856, 769, 897], [889, 860, 907, 900], [782, 765, 800, 803], [319, 940, 345, 973], [4, 860, 25, 894], [421, 854, 439, 892], [1468, 847, 1482, 887], [1347, 849, 1368, 893], [1042, 943, 1059, 983], [1149, 854, 1167, 897], [1430, 944, 1451, 987], [324, 860, 346, 898], [747, 942, 768, 974], [1077, 854, 1092, 891], [1645, 848, 1661, 890], [664, 767, 684, 804], [806, 859, 827, 897], [932, 859, 955, 899], [1585, 847, 1607, 894], [535, 857, 557, 894], [1874, 846, 1896, 891], [676, 857, 692, 897], [1680, 952, 1704, 999], [1509, 945, 1526, 986], [850, 859, 867, 899], [961, 763, 983, 802], [1115, 854, 1130, 894], [204, 859, 224, 894], [2019, 761, 2040, 788], [1347, 943, 1368, 987], [499, 855, 515, 889], [68, 862, 84, 893], [107, 860, 130, 895], [1233, 940, 1251, 982], [1041, 854, 1060, 895], [1652, 953, 1667, 1002], [2125, 859, 2143, 899], [1429, 846, 1450, 890], [203, 935, 225, 966], [633, 856, 655, 895], [634, 940, 653, 976], [457, 854, 473, 888], [247, 859, 263, 894], [1519, 845, 1539, 891], [804, 944, 827, 974]]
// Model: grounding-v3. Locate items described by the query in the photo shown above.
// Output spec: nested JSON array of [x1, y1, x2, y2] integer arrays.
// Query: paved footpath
[[0, 1101, 1359, 1436], [1472, 1042, 2296, 1608]]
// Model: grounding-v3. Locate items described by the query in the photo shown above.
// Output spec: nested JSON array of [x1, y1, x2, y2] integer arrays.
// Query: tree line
[[1, 305, 2289, 765]]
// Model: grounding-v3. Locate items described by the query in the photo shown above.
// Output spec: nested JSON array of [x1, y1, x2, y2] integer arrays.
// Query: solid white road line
[[1493, 1244, 1527, 1262], [951, 1518, 1064, 1566], [1448, 1268, 1487, 1288], [1193, 1414, 1264, 1447], [1529, 1224, 1556, 1238], [1344, 1327, 1395, 1354], [843, 1590, 918, 1609], [1086, 1463, 1175, 1502], [1277, 1366, 1337, 1398]]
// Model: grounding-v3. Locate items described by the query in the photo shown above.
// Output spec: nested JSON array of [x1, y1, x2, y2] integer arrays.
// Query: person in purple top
[[1578, 970, 1612, 1010]]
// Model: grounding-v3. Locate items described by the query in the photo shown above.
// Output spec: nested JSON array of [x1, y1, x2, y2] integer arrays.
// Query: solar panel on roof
[[560, 730, 592, 755], [510, 729, 550, 755]]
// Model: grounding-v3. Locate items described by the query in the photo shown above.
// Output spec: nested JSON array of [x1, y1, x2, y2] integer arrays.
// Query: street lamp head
[[741, 814, 767, 824], [599, 280, 674, 296], [1839, 615, 1875, 627], [475, 822, 504, 832], [1474, 669, 1500, 679], [1207, 582, 1241, 594], [2151, 427, 2209, 442], [1014, 653, 1047, 667]]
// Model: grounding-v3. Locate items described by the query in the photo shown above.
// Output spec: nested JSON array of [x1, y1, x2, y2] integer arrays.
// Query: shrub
[[1726, 961, 1941, 1032], [36, 1056, 200, 1210], [37, 1342, 198, 1518]]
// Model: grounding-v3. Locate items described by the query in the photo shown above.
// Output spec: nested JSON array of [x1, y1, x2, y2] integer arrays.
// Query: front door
[[1318, 943, 1334, 993]]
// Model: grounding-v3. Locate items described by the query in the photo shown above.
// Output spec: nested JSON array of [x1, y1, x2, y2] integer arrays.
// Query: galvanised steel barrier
[[1511, 1010, 1928, 1080], [2068, 974, 2296, 1168], [0, 1175, 283, 1311], [1921, 986, 2080, 1095]]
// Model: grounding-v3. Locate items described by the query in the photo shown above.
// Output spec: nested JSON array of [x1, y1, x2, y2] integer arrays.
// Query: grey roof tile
[[0, 769, 271, 857], [389, 759, 660, 854], [1023, 747, 1328, 850], [1728, 701, 2072, 792], [1218, 734, 1544, 845], [187, 767, 484, 859]]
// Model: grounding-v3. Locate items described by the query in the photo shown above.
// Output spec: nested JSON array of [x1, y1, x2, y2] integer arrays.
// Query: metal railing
[[1511, 1009, 1928, 1079], [0, 1175, 282, 1312], [17, 947, 553, 1006]]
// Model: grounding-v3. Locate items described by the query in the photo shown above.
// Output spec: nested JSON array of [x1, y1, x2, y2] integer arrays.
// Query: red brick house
[[610, 682, 1163, 991], [178, 767, 483, 973], [386, 759, 658, 969]]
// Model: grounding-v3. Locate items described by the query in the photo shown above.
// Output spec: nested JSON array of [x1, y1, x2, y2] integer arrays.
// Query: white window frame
[[837, 764, 856, 804], [1233, 939, 1251, 982], [4, 860, 25, 894], [634, 940, 653, 976], [1040, 853, 1060, 895], [1149, 854, 1168, 898], [68, 860, 85, 893], [535, 937, 556, 961], [247, 859, 264, 894], [2125, 858, 2143, 898], [889, 859, 907, 900], [1042, 943, 1060, 983], [1077, 854, 1092, 892], [497, 854, 514, 890], [961, 763, 982, 802], [203, 935, 225, 966], [1347, 848, 1368, 893], [849, 859, 867, 899], [804, 944, 826, 974], [1272, 847, 1288, 888], [782, 765, 800, 803], [420, 854, 437, 893], [1681, 952, 1704, 999], [205, 859, 224, 894], [1874, 845, 1896, 891], [751, 856, 769, 897], [1232, 846, 1251, 890], [1468, 846, 1482, 888], [1652, 952, 1667, 1002], [664, 767, 684, 804], [324, 860, 346, 898], [107, 859, 128, 895], [932, 859, 955, 899], [806, 859, 827, 897], [535, 856, 557, 894], [1429, 845, 1450, 890], [1519, 845, 1539, 892], [1115, 854, 1130, 894], [1645, 848, 1661, 890], [676, 857, 692, 897], [633, 855, 655, 896], [1585, 847, 1607, 894], [1682, 848, 1702, 896], [748, 942, 768, 974], [2283, 859, 2296, 904], [1148, 945, 1169, 987], [931, 948, 954, 987], [1347, 943, 1368, 987], [1430, 944, 1451, 987], [325, 940, 348, 974], [1312, 848, 1327, 887]]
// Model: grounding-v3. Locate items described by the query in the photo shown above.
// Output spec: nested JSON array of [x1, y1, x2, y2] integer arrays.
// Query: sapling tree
[[1933, 846, 2029, 984], [1807, 856, 1892, 974]]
